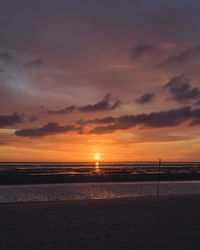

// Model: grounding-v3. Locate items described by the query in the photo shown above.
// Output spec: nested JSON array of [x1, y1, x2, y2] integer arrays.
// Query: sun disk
[[94, 153, 100, 160]]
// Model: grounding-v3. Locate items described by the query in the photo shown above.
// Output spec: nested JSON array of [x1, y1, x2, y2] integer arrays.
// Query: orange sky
[[1, 127, 200, 162]]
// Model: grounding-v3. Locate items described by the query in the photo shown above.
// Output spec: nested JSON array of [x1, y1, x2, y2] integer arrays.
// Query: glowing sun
[[94, 153, 100, 161]]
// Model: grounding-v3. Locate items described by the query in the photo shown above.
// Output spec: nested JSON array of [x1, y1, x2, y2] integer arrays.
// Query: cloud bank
[[16, 106, 200, 137], [87, 106, 200, 134]]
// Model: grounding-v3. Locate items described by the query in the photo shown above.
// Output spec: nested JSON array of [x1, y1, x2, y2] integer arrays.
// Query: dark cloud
[[15, 122, 79, 137], [0, 113, 24, 127], [25, 58, 44, 68], [16, 105, 200, 136], [164, 75, 200, 102], [132, 44, 155, 58], [78, 93, 121, 112], [47, 94, 121, 115], [47, 105, 76, 115], [131, 43, 174, 62], [160, 46, 200, 67], [77, 116, 116, 126], [135, 93, 154, 104], [87, 106, 200, 134]]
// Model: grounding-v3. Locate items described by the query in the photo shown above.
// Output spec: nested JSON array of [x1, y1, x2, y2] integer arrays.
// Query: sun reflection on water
[[95, 162, 100, 173]]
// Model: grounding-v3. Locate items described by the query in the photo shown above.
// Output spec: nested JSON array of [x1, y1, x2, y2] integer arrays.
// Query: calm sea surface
[[1, 162, 200, 204], [1, 161, 200, 176]]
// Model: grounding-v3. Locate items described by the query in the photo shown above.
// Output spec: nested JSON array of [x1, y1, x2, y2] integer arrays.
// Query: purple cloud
[[135, 93, 155, 104], [87, 106, 200, 134], [0, 113, 24, 127], [160, 46, 200, 67], [164, 75, 200, 102], [132, 44, 155, 58], [78, 93, 121, 112], [47, 105, 76, 115], [15, 122, 80, 137], [47, 94, 122, 115]]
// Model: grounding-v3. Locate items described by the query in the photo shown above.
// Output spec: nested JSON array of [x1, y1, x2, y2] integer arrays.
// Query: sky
[[1, 0, 200, 161]]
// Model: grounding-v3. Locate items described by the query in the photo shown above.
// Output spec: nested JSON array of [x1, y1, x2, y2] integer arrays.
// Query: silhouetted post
[[157, 159, 162, 197]]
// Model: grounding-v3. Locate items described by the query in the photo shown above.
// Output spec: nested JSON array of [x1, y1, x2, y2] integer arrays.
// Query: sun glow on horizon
[[94, 153, 100, 161]]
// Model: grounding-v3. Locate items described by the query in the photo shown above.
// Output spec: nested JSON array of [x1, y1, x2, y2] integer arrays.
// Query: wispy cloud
[[135, 93, 155, 104], [24, 58, 44, 68], [160, 46, 200, 67], [132, 44, 156, 58], [47, 105, 76, 115]]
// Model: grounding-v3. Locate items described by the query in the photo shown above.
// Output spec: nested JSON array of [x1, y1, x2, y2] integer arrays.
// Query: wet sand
[[1, 195, 200, 249], [1, 171, 200, 185]]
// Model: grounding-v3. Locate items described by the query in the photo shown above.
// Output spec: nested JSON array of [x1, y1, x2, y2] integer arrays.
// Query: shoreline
[[1, 193, 200, 206], [1, 172, 200, 185], [1, 180, 200, 205]]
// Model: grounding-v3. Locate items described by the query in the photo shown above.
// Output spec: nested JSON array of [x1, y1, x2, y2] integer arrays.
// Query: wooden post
[[157, 159, 161, 197]]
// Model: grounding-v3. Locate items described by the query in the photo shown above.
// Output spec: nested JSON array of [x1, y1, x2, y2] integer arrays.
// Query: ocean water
[[1, 161, 200, 176], [1, 181, 200, 204]]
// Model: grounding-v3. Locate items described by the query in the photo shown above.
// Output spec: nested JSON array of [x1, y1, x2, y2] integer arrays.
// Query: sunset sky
[[1, 0, 200, 161]]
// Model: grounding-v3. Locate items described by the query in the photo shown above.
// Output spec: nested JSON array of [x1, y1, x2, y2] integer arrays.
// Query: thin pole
[[157, 159, 161, 197]]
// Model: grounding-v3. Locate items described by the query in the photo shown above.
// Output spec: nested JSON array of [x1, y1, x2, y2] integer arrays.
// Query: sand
[[1, 195, 200, 249]]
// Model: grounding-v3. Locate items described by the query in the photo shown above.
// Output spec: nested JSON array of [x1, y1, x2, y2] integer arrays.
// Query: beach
[[1, 195, 200, 250]]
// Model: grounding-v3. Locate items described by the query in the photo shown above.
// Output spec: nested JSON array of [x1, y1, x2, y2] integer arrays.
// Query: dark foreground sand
[[1, 196, 200, 250]]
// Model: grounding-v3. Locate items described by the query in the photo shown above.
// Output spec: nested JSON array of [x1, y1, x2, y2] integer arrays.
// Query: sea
[[1, 161, 200, 204]]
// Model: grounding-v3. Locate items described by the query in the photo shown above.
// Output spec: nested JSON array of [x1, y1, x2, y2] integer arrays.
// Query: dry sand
[[1, 195, 200, 250]]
